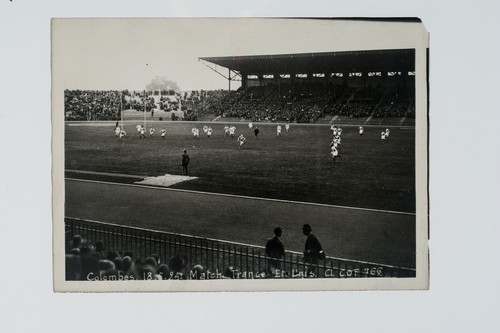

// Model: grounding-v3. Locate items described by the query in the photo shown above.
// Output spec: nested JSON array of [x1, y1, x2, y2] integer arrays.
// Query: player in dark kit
[[265, 227, 285, 276], [254, 127, 260, 139], [181, 149, 190, 175]]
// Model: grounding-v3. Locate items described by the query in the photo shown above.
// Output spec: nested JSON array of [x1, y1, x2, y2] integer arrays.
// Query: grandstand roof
[[200, 49, 415, 74]]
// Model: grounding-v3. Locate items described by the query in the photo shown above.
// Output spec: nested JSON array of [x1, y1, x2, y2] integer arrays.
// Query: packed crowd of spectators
[[65, 84, 414, 122], [65, 90, 182, 120], [65, 234, 239, 281], [65, 90, 124, 121], [182, 83, 413, 122]]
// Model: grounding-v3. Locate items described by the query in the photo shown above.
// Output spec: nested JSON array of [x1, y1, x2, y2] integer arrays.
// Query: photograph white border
[[52, 18, 429, 292]]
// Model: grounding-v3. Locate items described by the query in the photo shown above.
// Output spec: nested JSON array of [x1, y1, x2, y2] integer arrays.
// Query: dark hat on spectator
[[301, 224, 312, 232], [98, 259, 116, 272]]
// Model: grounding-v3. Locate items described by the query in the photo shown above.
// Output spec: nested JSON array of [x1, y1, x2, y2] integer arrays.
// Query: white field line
[[65, 120, 415, 129], [66, 169, 144, 179], [65, 216, 416, 271], [66, 176, 415, 216]]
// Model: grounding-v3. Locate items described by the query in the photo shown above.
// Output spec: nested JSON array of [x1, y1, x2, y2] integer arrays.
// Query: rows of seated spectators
[[123, 97, 156, 112], [372, 88, 415, 118], [65, 234, 239, 281], [66, 84, 414, 122], [65, 90, 125, 121], [65, 90, 181, 120]]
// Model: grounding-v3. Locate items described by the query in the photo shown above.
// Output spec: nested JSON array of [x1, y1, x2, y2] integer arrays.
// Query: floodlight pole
[[228, 68, 231, 91]]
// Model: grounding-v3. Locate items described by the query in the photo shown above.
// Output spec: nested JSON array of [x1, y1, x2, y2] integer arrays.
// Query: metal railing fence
[[65, 217, 415, 279]]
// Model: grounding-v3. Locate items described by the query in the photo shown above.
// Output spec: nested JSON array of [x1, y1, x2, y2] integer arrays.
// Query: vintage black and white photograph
[[52, 18, 429, 291]]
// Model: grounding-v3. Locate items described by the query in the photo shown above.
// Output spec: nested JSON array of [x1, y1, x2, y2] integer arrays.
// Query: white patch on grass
[[135, 174, 197, 187]]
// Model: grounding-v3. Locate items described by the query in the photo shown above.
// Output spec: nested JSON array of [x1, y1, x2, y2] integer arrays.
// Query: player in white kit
[[224, 125, 230, 137], [359, 126, 364, 136], [248, 122, 253, 131], [237, 134, 246, 149], [160, 128, 167, 139], [139, 126, 146, 138], [115, 125, 121, 137], [149, 127, 155, 137], [330, 145, 339, 162], [118, 129, 126, 142], [285, 122, 290, 133], [381, 131, 386, 143], [229, 125, 236, 138], [277, 125, 282, 136], [207, 127, 213, 138]]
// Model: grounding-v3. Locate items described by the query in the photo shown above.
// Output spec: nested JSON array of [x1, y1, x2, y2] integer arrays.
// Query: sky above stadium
[[53, 18, 427, 91]]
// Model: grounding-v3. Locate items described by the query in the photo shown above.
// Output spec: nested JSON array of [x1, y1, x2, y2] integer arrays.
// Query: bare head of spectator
[[191, 265, 205, 280], [145, 256, 158, 268], [156, 264, 172, 280], [122, 256, 132, 273]]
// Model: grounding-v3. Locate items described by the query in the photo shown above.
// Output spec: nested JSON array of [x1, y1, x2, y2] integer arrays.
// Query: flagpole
[[120, 90, 123, 130]]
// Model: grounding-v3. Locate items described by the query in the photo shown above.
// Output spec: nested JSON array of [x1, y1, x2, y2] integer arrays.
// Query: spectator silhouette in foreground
[[265, 226, 285, 276], [302, 224, 325, 278]]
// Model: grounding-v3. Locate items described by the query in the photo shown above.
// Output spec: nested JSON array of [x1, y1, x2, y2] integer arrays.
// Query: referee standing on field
[[181, 149, 190, 175]]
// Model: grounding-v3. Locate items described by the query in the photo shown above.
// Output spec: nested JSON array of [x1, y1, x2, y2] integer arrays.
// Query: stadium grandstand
[[64, 49, 415, 125], [191, 49, 415, 123]]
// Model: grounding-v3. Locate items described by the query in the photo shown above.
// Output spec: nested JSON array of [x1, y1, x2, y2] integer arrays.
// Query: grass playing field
[[65, 121, 415, 213], [64, 120, 416, 267]]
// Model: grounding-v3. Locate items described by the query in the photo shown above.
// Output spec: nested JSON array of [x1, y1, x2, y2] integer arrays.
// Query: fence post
[[257, 250, 261, 275], [216, 242, 220, 273], [245, 247, 249, 277], [221, 244, 225, 274], [211, 241, 215, 272]]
